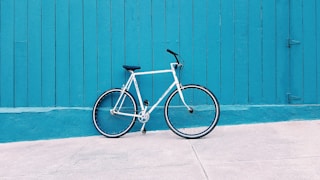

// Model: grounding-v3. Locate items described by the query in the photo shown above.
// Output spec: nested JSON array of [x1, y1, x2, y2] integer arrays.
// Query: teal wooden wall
[[1, 0, 320, 107]]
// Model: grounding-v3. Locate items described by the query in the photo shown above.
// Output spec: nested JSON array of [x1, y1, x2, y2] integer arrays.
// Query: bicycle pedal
[[143, 100, 149, 106]]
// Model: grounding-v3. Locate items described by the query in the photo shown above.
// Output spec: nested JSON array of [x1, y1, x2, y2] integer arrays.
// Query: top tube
[[132, 63, 178, 76]]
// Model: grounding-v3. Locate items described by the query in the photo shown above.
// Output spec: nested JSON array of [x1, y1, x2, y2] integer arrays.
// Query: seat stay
[[112, 74, 135, 112]]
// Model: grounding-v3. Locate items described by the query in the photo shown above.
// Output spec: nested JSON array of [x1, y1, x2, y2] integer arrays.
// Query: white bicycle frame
[[112, 62, 191, 120]]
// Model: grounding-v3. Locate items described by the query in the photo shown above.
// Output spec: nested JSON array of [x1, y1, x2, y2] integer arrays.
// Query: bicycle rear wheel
[[93, 88, 137, 138], [164, 84, 220, 139]]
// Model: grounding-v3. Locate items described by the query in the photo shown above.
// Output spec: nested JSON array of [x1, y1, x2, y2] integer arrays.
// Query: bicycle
[[92, 49, 220, 139]]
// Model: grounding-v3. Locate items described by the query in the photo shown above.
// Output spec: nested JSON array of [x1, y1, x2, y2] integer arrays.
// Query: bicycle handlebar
[[166, 49, 180, 64]]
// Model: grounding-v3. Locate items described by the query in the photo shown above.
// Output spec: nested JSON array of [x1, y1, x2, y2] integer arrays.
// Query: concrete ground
[[1, 120, 320, 180]]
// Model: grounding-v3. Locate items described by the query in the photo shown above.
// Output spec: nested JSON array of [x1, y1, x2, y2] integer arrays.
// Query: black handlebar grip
[[166, 49, 180, 64], [167, 49, 178, 56]]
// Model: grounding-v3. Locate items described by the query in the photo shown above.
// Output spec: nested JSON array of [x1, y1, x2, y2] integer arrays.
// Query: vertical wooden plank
[[152, 0, 167, 102], [179, 0, 193, 85], [55, 0, 70, 106], [165, 0, 179, 51], [262, 0, 276, 103], [0, 0, 15, 107], [111, 0, 125, 88], [14, 0, 28, 107], [220, 0, 235, 104], [153, 0, 179, 105], [234, 0, 249, 104], [193, 0, 207, 104], [193, 0, 207, 82], [124, 0, 139, 65], [69, 0, 84, 106], [97, 0, 111, 94], [83, 0, 98, 106], [207, 0, 221, 99], [276, 0, 289, 103], [303, 0, 317, 103], [248, 0, 262, 104], [165, 0, 179, 94], [138, 0, 153, 103], [317, 1, 320, 103], [289, 0, 303, 103], [27, 0, 42, 106], [0, 0, 1, 105], [42, 0, 56, 106], [165, 0, 179, 66]]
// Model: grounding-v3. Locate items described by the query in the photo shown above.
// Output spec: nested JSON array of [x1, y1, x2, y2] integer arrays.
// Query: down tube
[[148, 82, 177, 114]]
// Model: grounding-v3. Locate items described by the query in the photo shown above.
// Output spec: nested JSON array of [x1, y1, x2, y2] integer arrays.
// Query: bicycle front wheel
[[164, 84, 220, 139], [93, 88, 137, 138]]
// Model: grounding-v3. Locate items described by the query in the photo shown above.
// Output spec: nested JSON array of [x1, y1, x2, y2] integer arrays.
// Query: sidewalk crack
[[191, 144, 209, 180]]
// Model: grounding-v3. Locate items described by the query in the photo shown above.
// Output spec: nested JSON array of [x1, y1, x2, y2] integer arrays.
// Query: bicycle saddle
[[123, 65, 141, 71]]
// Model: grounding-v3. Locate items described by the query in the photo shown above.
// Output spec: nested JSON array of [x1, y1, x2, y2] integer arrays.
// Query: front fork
[[171, 65, 193, 112], [176, 84, 193, 113]]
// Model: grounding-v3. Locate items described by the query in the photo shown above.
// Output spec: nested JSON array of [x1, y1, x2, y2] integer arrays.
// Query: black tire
[[92, 88, 138, 138], [164, 84, 220, 139]]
